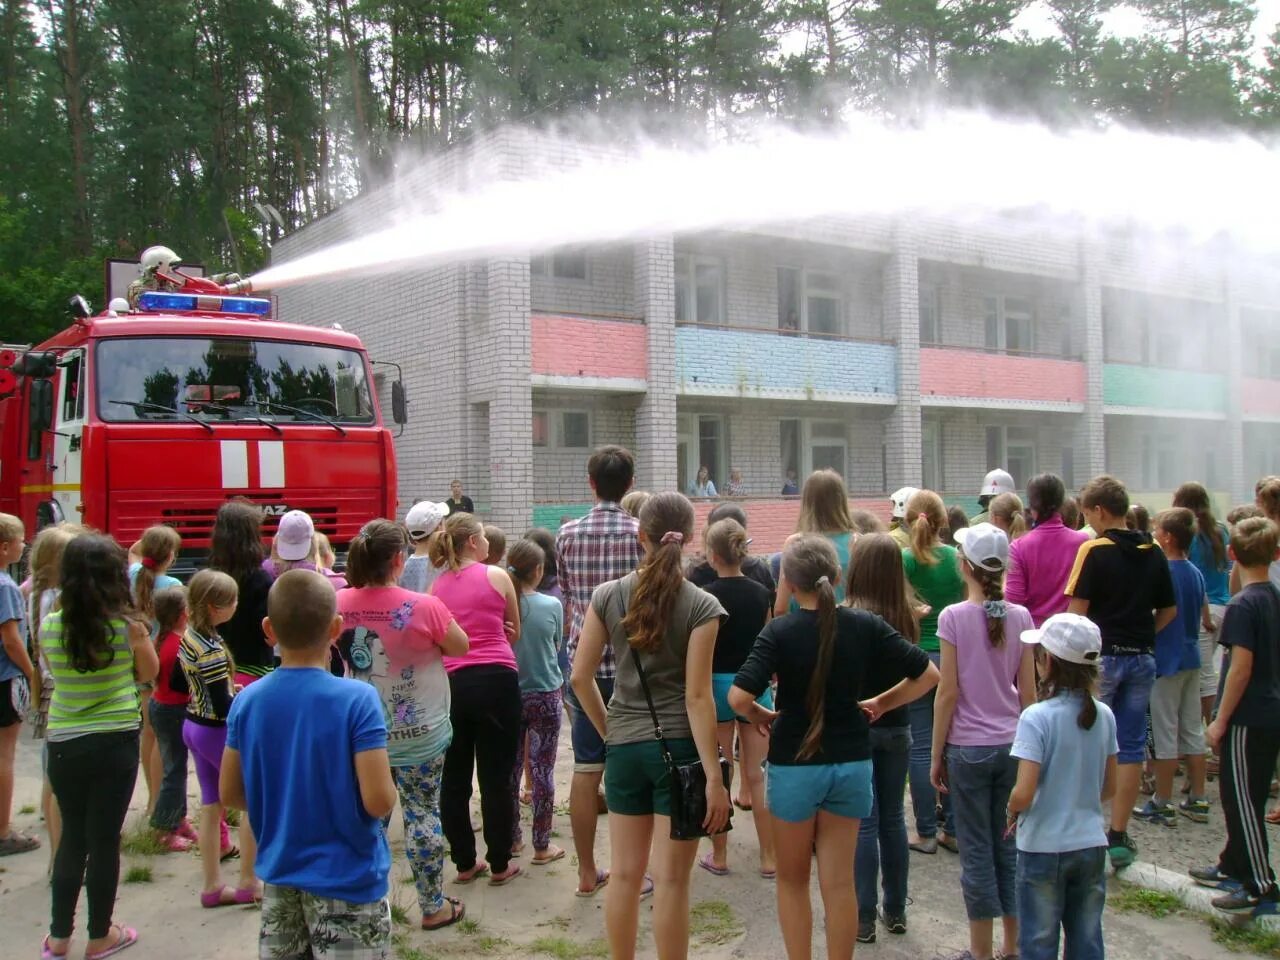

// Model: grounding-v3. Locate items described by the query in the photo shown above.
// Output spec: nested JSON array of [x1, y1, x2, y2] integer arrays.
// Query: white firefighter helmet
[[139, 245, 181, 275], [890, 486, 919, 520], [980, 468, 1016, 498]]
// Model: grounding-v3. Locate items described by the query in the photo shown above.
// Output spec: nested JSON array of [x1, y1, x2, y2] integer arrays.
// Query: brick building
[[271, 128, 1280, 553]]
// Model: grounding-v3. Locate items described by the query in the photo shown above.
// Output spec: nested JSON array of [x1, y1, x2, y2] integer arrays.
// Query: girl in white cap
[[401, 502, 450, 595], [1006, 614, 1117, 960]]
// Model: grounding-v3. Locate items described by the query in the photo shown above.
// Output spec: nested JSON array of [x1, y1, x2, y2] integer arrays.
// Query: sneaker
[[1107, 832, 1138, 869], [880, 909, 907, 935], [1133, 799, 1176, 827], [1189, 864, 1234, 888], [856, 917, 876, 943], [1179, 798, 1211, 824], [1212, 886, 1276, 913]]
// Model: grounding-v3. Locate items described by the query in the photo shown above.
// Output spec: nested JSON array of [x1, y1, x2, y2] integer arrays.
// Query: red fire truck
[[0, 290, 403, 571]]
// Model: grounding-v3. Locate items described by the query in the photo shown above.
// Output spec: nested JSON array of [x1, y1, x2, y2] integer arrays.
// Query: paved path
[[0, 732, 1257, 959]]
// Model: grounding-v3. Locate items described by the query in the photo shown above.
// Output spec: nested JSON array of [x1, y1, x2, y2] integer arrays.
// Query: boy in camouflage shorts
[[220, 570, 399, 959]]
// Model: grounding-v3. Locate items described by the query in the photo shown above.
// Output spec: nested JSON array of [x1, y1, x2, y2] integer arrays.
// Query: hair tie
[[983, 600, 1008, 620], [816, 575, 830, 587], [660, 531, 684, 545], [141, 556, 157, 570]]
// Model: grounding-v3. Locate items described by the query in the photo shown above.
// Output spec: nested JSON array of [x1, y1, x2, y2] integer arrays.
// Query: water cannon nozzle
[[223, 277, 255, 295]]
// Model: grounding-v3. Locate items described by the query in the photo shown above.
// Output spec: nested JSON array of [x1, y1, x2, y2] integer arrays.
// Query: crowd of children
[[0, 463, 1278, 960]]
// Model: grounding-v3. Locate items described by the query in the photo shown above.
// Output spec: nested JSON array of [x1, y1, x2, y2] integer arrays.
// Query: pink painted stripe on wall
[[920, 348, 1086, 405], [690, 498, 890, 557], [531, 314, 648, 380], [1242, 377, 1280, 418]]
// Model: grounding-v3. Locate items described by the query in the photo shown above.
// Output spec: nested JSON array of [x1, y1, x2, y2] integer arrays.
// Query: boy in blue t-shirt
[[0, 512, 37, 857], [221, 570, 398, 959], [1135, 508, 1212, 826]]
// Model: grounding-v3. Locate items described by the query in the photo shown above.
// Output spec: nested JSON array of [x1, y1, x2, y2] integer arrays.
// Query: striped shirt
[[179, 626, 235, 725], [556, 502, 642, 680], [41, 611, 140, 742]]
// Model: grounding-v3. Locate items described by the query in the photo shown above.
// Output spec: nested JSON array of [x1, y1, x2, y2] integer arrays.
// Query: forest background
[[3, 0, 1279, 341]]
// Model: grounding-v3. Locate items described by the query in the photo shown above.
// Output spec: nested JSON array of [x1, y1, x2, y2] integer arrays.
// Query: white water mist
[[250, 112, 1280, 291]]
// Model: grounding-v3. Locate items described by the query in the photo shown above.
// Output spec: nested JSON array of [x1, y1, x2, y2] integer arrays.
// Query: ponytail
[[622, 493, 695, 655], [346, 519, 409, 587], [974, 565, 1007, 648], [134, 525, 181, 620], [1044, 653, 1099, 731], [506, 539, 544, 592], [781, 534, 842, 762], [1172, 482, 1226, 570], [426, 513, 482, 573], [906, 490, 946, 566]]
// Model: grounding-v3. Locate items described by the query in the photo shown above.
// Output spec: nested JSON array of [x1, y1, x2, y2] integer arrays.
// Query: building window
[[780, 418, 801, 479], [919, 285, 941, 344], [1140, 434, 1179, 490], [922, 420, 943, 492], [678, 414, 727, 492], [808, 421, 847, 477], [985, 425, 1036, 491], [1061, 446, 1075, 489], [1243, 310, 1280, 379], [777, 267, 842, 336], [530, 250, 587, 281], [533, 409, 590, 449], [676, 255, 724, 324], [984, 295, 1034, 353]]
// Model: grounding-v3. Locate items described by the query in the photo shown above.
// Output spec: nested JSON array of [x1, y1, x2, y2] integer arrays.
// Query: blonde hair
[[0, 512, 23, 543], [313, 532, 336, 569], [620, 489, 652, 519], [907, 490, 947, 565], [134, 524, 182, 619], [427, 513, 484, 572], [186, 569, 239, 636], [1231, 516, 1279, 568], [705, 518, 749, 567], [989, 493, 1027, 541], [796, 469, 853, 535], [27, 523, 84, 654]]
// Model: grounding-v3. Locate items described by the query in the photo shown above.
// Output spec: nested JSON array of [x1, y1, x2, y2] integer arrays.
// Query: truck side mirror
[[28, 378, 53, 458], [391, 380, 407, 425]]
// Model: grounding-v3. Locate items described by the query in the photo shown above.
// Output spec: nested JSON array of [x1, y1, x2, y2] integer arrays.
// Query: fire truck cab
[[0, 291, 403, 571]]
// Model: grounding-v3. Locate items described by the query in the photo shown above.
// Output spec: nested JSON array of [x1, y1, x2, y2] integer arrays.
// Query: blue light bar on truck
[[137, 291, 272, 315]]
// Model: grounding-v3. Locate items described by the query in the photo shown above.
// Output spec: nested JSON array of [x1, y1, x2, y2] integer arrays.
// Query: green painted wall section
[[1103, 364, 1226, 413], [531, 503, 593, 530]]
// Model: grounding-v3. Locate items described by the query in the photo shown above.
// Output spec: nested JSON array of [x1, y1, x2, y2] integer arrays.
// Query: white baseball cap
[[1021, 612, 1102, 665], [275, 510, 316, 562], [890, 486, 918, 520], [981, 468, 1016, 498], [405, 501, 449, 541], [953, 522, 1009, 572]]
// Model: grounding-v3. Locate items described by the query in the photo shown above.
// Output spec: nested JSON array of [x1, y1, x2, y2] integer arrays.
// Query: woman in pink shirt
[[428, 513, 523, 886], [1006, 473, 1091, 628]]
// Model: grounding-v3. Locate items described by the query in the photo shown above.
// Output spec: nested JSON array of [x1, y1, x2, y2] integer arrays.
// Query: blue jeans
[[1017, 847, 1107, 960], [946, 743, 1018, 921], [908, 651, 954, 837], [855, 725, 911, 916], [1099, 654, 1157, 764], [147, 699, 189, 831]]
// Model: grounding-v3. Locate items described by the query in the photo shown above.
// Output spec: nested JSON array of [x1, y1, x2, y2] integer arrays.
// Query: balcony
[[920, 346, 1086, 412], [1243, 377, 1280, 422], [530, 314, 647, 392], [675, 324, 896, 403], [1103, 362, 1227, 418]]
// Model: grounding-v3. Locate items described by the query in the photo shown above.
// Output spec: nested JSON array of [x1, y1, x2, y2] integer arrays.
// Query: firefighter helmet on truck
[[139, 245, 182, 276]]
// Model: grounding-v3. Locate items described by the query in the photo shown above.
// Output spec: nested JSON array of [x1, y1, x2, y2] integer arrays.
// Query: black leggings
[[47, 730, 140, 939], [441, 665, 521, 874]]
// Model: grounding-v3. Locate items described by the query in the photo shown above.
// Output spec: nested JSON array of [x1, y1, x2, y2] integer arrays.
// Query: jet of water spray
[[248, 112, 1280, 292]]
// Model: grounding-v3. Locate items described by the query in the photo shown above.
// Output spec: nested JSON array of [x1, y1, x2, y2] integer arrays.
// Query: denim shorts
[[766, 759, 873, 823], [567, 677, 613, 773], [1099, 654, 1157, 764], [711, 674, 774, 724]]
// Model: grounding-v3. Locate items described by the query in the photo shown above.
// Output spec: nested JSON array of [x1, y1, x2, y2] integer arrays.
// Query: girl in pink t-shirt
[[427, 513, 522, 887], [930, 523, 1036, 960], [337, 520, 469, 931]]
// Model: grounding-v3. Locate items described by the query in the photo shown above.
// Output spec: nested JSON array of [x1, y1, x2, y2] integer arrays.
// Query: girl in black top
[[208, 501, 274, 685], [730, 535, 938, 960], [700, 518, 775, 879]]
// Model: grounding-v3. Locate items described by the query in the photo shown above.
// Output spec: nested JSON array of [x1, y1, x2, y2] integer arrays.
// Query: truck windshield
[[96, 337, 376, 425]]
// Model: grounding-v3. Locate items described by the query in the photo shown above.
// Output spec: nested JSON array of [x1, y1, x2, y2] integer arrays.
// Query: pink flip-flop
[[41, 935, 68, 960], [697, 853, 730, 877], [575, 868, 610, 897], [455, 861, 489, 884], [489, 864, 522, 886], [84, 925, 137, 960]]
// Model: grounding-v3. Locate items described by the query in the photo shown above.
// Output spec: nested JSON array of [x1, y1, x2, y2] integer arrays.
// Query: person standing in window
[[689, 467, 717, 499], [446, 480, 474, 516], [781, 469, 800, 497], [724, 468, 746, 498]]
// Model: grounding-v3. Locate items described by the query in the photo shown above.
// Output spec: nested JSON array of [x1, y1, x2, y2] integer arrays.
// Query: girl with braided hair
[[930, 523, 1037, 960]]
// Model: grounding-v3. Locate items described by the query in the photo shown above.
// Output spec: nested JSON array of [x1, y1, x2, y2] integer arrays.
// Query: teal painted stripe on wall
[[1103, 364, 1226, 413]]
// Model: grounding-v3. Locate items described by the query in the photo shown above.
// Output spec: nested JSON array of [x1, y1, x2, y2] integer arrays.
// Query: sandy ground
[[0, 729, 1265, 960]]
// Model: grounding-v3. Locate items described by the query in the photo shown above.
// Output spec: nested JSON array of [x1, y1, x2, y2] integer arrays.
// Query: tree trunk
[[44, 0, 92, 254]]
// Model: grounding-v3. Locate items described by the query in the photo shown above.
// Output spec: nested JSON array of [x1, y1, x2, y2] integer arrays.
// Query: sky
[[1014, 0, 1280, 62]]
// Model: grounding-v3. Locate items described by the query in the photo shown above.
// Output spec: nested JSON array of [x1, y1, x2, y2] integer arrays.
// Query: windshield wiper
[[196, 402, 284, 436], [255, 400, 347, 436], [108, 399, 214, 434]]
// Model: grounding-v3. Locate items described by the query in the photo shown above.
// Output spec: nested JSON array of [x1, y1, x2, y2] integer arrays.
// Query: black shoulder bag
[[629, 644, 732, 841]]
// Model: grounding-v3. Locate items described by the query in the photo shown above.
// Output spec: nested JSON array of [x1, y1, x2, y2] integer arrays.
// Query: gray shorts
[[1197, 604, 1226, 699], [1150, 669, 1206, 760]]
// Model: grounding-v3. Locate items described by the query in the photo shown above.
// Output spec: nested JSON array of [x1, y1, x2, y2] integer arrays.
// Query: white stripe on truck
[[258, 441, 285, 488], [220, 440, 248, 489]]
